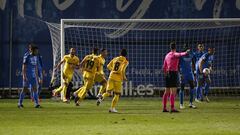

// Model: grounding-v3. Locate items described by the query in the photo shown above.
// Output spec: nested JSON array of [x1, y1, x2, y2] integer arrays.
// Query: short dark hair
[[93, 47, 99, 55], [170, 41, 176, 50], [121, 48, 127, 57], [31, 46, 38, 52], [101, 48, 106, 52], [208, 46, 215, 49]]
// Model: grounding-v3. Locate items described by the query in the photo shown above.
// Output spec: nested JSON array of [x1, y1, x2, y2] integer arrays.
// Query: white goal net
[[47, 19, 240, 97]]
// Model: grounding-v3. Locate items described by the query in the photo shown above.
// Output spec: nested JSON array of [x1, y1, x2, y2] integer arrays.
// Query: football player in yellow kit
[[73, 48, 100, 106], [95, 49, 108, 98], [97, 49, 129, 113], [52, 48, 80, 103]]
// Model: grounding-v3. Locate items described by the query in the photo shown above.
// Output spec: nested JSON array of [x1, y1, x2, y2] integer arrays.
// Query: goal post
[[48, 18, 240, 97]]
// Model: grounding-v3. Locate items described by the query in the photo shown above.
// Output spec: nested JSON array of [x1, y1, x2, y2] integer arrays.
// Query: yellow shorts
[[106, 79, 122, 94], [83, 77, 95, 90], [62, 72, 73, 84], [94, 74, 106, 83]]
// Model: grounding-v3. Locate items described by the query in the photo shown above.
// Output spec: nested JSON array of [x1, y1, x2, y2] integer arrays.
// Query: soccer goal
[[47, 19, 240, 97]]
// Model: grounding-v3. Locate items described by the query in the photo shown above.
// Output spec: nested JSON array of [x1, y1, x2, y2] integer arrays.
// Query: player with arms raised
[[52, 48, 80, 103], [73, 48, 100, 106], [196, 47, 215, 102], [97, 49, 129, 113], [179, 44, 197, 109]]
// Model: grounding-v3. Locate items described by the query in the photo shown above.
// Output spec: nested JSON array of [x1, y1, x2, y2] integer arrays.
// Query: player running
[[193, 43, 206, 102], [196, 47, 215, 102], [73, 48, 100, 106], [179, 44, 197, 109], [52, 48, 80, 103], [162, 42, 189, 113], [97, 49, 129, 113], [18, 45, 41, 108], [94, 49, 108, 98]]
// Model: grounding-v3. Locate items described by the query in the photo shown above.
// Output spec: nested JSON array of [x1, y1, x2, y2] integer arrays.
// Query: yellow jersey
[[96, 54, 105, 75], [82, 54, 100, 78], [63, 54, 80, 75], [107, 56, 129, 82]]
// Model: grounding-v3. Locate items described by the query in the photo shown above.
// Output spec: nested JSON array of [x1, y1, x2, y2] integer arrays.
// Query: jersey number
[[114, 62, 120, 71], [86, 60, 94, 69]]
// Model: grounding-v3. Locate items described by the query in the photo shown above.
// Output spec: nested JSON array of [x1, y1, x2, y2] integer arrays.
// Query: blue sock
[[38, 85, 42, 97], [29, 85, 33, 99], [190, 89, 194, 104], [196, 86, 202, 99], [18, 90, 25, 105], [33, 91, 39, 105], [179, 89, 184, 105], [204, 83, 210, 96]]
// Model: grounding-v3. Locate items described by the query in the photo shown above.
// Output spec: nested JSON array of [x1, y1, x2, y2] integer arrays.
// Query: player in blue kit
[[18, 45, 41, 108], [179, 44, 197, 109], [196, 47, 215, 102], [35, 47, 43, 100], [24, 45, 43, 102], [193, 43, 206, 102]]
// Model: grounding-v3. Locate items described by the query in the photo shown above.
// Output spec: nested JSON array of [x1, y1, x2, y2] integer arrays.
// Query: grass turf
[[0, 98, 239, 135]]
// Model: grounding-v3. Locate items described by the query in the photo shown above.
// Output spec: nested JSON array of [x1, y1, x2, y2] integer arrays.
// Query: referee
[[162, 42, 190, 113]]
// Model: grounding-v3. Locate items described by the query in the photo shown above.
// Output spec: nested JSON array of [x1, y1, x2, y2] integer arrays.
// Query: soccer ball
[[203, 68, 210, 75]]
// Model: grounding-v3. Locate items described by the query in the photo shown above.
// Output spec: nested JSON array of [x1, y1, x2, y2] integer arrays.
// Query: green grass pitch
[[0, 98, 239, 135]]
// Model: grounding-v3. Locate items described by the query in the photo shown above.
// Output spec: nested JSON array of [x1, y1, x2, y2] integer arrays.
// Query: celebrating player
[[73, 48, 100, 106], [95, 49, 108, 98], [18, 45, 41, 108], [196, 47, 215, 102], [194, 43, 206, 102], [52, 48, 80, 103], [179, 44, 197, 109], [162, 42, 189, 112], [97, 49, 129, 113]]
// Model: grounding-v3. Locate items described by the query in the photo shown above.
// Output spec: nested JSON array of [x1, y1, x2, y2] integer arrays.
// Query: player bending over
[[162, 42, 189, 113], [97, 49, 129, 113], [95, 49, 108, 98], [193, 43, 206, 102], [18, 45, 41, 108], [196, 47, 215, 102], [179, 44, 197, 109], [52, 48, 80, 103], [73, 48, 100, 106]]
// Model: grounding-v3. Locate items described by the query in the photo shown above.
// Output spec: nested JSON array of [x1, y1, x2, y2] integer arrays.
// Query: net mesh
[[47, 19, 240, 96]]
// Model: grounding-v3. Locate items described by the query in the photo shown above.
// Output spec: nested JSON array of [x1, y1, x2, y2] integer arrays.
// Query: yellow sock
[[99, 83, 107, 95], [62, 85, 68, 101], [74, 87, 82, 95], [77, 87, 87, 101], [102, 92, 110, 100], [54, 86, 63, 93], [111, 94, 120, 109]]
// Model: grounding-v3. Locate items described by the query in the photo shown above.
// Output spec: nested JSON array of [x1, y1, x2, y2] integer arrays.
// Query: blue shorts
[[196, 73, 210, 84], [23, 76, 37, 88], [180, 73, 194, 84]]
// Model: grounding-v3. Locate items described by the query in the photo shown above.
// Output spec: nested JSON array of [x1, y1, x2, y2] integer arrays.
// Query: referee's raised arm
[[162, 42, 189, 113]]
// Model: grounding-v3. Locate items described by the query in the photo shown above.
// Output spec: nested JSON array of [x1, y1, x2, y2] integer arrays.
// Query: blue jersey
[[179, 52, 194, 75], [37, 55, 43, 79], [196, 52, 214, 73], [193, 51, 205, 64], [23, 53, 38, 78]]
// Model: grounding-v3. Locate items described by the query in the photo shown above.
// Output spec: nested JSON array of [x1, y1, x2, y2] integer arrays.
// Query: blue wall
[[1, 0, 240, 88]]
